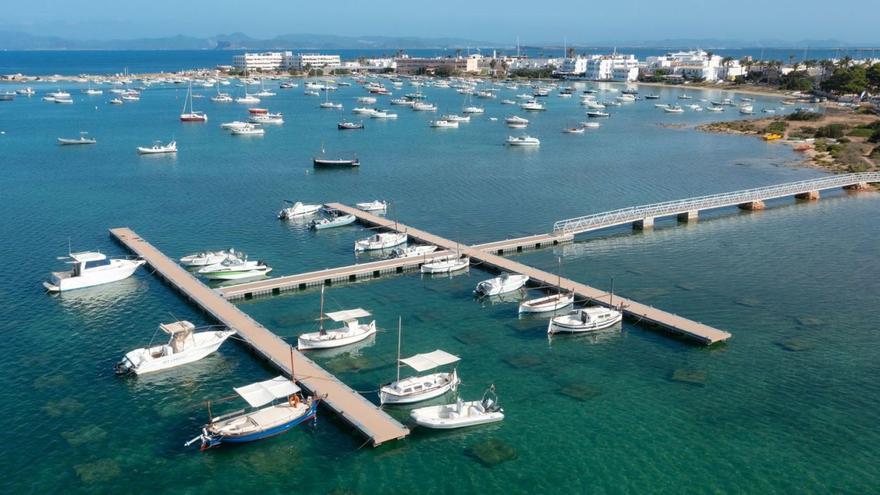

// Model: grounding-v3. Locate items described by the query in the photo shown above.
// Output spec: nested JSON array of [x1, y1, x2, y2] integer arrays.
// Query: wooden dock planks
[[109, 227, 409, 446]]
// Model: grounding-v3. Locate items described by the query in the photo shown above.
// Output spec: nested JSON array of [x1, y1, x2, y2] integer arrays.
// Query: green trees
[[780, 71, 814, 91], [820, 65, 869, 94]]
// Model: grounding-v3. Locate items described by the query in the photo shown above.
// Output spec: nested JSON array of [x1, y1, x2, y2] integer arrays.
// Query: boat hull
[[380, 372, 459, 405], [298, 321, 377, 350], [518, 293, 575, 314], [117, 330, 235, 375], [44, 259, 145, 292], [410, 401, 504, 429], [548, 311, 623, 334], [201, 400, 318, 449]]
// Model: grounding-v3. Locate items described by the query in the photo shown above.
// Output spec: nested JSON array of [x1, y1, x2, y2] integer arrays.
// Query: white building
[[555, 57, 588, 77], [645, 50, 724, 81], [232, 52, 290, 72], [287, 53, 342, 71], [585, 54, 639, 81]]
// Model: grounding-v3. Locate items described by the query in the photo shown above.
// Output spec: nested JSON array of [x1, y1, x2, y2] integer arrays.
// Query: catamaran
[[410, 385, 504, 429], [44, 249, 145, 292], [186, 376, 318, 450], [180, 82, 207, 122], [297, 287, 377, 350], [115, 321, 236, 375], [379, 320, 460, 405]]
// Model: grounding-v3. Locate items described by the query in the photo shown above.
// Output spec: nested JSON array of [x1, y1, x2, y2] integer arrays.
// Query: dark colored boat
[[313, 156, 360, 167], [337, 121, 364, 130]]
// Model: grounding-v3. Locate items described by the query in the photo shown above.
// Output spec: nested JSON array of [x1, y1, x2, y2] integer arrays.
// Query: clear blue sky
[[1, 0, 877, 44]]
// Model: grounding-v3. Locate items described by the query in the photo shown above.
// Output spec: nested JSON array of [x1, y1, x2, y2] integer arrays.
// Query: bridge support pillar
[[738, 200, 765, 211], [677, 210, 699, 222], [795, 190, 820, 201], [633, 217, 654, 230], [843, 182, 870, 191]]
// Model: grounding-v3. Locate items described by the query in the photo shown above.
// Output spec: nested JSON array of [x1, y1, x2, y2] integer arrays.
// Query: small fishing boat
[[587, 111, 609, 118], [462, 106, 485, 114], [249, 114, 284, 125], [115, 321, 236, 375], [58, 133, 97, 145], [520, 100, 546, 111], [370, 110, 398, 119], [505, 115, 529, 125], [356, 200, 387, 212], [180, 82, 208, 122], [645, 94, 660, 99], [505, 135, 540, 146], [410, 385, 504, 429], [220, 121, 250, 130], [380, 325, 460, 405], [54, 97, 74, 104], [186, 376, 318, 450], [390, 245, 438, 258], [678, 94, 693, 100], [298, 288, 377, 350], [179, 249, 238, 267], [109, 97, 123, 105], [739, 104, 755, 115], [562, 127, 585, 134], [138, 140, 177, 154], [337, 121, 364, 130], [197, 257, 271, 280], [474, 272, 529, 297], [278, 201, 322, 219], [519, 292, 574, 314], [442, 114, 470, 123], [547, 306, 622, 334], [313, 148, 360, 168], [16, 87, 35, 96], [310, 213, 356, 230], [663, 105, 685, 114], [354, 232, 408, 252], [705, 105, 724, 112], [500, 99, 516, 105], [420, 256, 470, 274], [412, 102, 437, 111], [44, 249, 145, 292]]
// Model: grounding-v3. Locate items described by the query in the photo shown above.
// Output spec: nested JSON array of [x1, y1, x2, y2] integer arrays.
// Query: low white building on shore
[[555, 54, 639, 81], [645, 50, 725, 81], [232, 52, 290, 72], [287, 53, 342, 71]]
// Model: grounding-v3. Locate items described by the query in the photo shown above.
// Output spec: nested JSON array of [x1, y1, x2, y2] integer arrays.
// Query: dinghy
[[410, 386, 504, 429], [115, 321, 235, 375]]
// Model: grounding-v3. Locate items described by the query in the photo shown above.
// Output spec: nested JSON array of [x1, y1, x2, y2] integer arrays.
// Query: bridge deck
[[110, 227, 409, 447]]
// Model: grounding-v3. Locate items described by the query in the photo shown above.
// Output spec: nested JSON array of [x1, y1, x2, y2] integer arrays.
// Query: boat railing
[[553, 172, 880, 235]]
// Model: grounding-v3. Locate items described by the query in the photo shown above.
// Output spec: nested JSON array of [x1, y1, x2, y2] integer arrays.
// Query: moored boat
[[310, 213, 356, 230], [420, 256, 470, 274], [137, 140, 177, 154], [547, 306, 623, 334], [278, 201, 322, 219], [197, 257, 271, 280], [298, 288, 377, 350], [115, 321, 236, 375], [380, 324, 460, 405], [475, 272, 529, 296], [44, 250, 145, 292], [179, 249, 238, 267], [410, 386, 504, 429], [354, 232, 407, 252], [390, 245, 438, 258]]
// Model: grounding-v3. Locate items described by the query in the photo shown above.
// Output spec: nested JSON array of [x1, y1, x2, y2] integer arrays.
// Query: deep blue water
[[0, 77, 878, 494]]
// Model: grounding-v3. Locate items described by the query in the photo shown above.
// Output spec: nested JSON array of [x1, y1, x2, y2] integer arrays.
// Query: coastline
[[636, 81, 791, 98]]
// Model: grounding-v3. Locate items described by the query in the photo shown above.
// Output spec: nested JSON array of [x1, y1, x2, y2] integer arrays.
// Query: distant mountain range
[[0, 31, 872, 51], [0, 31, 497, 50]]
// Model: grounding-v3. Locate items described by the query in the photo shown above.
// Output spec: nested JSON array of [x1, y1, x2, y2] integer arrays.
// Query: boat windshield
[[84, 259, 112, 269]]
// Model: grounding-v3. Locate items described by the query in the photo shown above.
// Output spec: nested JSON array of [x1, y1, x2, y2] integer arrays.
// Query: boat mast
[[396, 316, 402, 382], [557, 256, 562, 296], [609, 276, 614, 308], [318, 284, 326, 335]]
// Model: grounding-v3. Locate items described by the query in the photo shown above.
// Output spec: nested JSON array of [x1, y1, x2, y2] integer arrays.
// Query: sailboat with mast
[[379, 317, 460, 405], [297, 286, 377, 350], [180, 82, 208, 122], [518, 257, 575, 314]]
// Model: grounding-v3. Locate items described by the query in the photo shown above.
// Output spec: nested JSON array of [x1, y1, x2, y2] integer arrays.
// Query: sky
[[1, 0, 878, 45]]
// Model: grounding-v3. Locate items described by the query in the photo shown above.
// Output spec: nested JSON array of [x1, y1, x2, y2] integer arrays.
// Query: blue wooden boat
[[187, 376, 318, 450]]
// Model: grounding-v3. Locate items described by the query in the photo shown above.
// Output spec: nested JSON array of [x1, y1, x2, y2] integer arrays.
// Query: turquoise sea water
[[1, 78, 878, 494]]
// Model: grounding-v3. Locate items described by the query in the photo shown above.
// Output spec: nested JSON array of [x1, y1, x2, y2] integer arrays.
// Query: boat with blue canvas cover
[[187, 376, 318, 450]]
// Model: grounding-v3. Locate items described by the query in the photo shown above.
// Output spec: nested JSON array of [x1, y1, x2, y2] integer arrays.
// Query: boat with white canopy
[[547, 306, 622, 334], [44, 249, 145, 292], [380, 321, 460, 405], [186, 376, 318, 450], [297, 287, 377, 350], [410, 385, 504, 429], [115, 321, 236, 375]]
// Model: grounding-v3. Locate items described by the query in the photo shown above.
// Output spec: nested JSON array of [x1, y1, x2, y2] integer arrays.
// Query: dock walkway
[[110, 227, 409, 447]]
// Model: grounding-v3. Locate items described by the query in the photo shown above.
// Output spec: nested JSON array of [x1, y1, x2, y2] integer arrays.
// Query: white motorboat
[[249, 114, 284, 125], [298, 288, 377, 350], [739, 104, 755, 115], [663, 105, 685, 114], [187, 376, 318, 450], [380, 330, 460, 405], [430, 119, 459, 128], [54, 97, 74, 104], [58, 133, 97, 145], [505, 135, 540, 146], [547, 306, 623, 334], [115, 321, 236, 375], [310, 213, 356, 230], [390, 245, 438, 258], [654, 103, 670, 108], [390, 98, 415, 106], [587, 111, 609, 118], [505, 115, 529, 125], [48, 90, 71, 99], [412, 102, 437, 111], [278, 201, 322, 219], [706, 105, 724, 112], [137, 140, 177, 154], [354, 232, 408, 252], [371, 110, 398, 119], [109, 97, 123, 105], [356, 200, 388, 212], [221, 121, 250, 130], [179, 249, 238, 267], [44, 250, 145, 292], [474, 272, 529, 296], [352, 106, 376, 115], [563, 127, 585, 134], [16, 87, 36, 96], [520, 100, 545, 111], [581, 122, 601, 128], [231, 124, 265, 135], [461, 105, 484, 114], [500, 99, 516, 105], [410, 386, 504, 429], [519, 292, 574, 314], [197, 257, 272, 280], [211, 93, 233, 103], [357, 96, 377, 104], [235, 94, 260, 104], [420, 256, 470, 274], [441, 114, 470, 122]]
